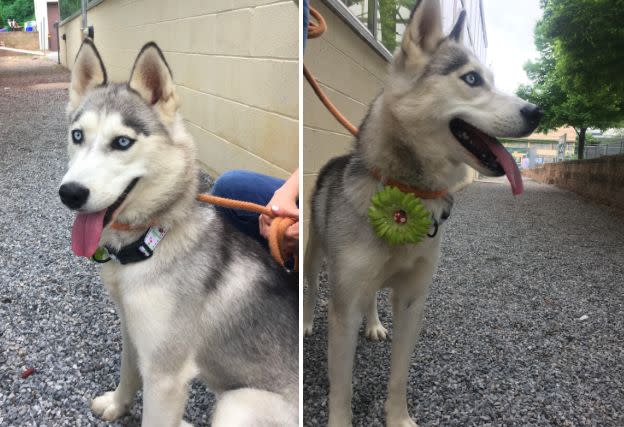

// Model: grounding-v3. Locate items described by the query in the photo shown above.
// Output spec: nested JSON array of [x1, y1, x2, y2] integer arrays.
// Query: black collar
[[92, 226, 165, 265]]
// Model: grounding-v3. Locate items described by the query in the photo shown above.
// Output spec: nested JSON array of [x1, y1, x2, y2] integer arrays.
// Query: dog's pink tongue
[[71, 210, 106, 257], [487, 141, 524, 196]]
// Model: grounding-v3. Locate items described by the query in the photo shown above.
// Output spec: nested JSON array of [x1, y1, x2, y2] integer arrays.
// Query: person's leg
[[211, 170, 285, 246]]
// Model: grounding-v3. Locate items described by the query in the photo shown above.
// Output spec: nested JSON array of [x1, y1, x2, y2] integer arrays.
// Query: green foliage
[[543, 0, 624, 101], [0, 0, 35, 26], [517, 0, 624, 159], [379, 0, 398, 52], [344, 0, 418, 52]]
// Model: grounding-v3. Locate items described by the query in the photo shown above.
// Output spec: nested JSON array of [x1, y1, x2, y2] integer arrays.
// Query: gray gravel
[[304, 177, 624, 426], [0, 55, 214, 426]]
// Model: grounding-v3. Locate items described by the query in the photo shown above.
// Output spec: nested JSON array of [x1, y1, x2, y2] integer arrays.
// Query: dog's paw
[[303, 322, 314, 336], [91, 391, 129, 421], [365, 323, 388, 341], [179, 420, 194, 427], [386, 416, 419, 427]]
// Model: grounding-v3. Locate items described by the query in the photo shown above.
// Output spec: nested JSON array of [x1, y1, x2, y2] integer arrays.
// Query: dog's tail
[[303, 233, 323, 336]]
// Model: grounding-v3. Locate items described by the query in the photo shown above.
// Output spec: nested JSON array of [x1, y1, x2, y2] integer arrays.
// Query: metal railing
[[583, 141, 624, 159]]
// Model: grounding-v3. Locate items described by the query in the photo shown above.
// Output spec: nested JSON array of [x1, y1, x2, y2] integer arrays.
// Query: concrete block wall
[[0, 32, 40, 50], [59, 0, 298, 179], [303, 0, 389, 244], [523, 155, 624, 211]]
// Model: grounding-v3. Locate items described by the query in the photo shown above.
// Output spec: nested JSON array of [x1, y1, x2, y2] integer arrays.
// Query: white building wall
[[33, 0, 58, 51]]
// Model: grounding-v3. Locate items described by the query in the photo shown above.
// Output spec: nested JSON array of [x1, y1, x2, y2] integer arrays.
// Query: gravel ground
[[0, 55, 215, 426], [304, 177, 624, 426]]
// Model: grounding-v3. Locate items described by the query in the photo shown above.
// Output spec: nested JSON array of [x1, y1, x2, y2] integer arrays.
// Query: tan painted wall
[[59, 0, 298, 179], [303, 0, 389, 243], [0, 32, 40, 50], [523, 155, 624, 211]]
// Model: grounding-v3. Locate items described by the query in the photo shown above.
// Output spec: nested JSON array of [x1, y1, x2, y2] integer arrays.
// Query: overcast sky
[[481, 0, 543, 95]]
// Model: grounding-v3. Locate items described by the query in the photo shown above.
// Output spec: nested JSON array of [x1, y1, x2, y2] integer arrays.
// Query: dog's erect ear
[[449, 10, 466, 42], [396, 0, 444, 69], [68, 39, 107, 111], [129, 42, 177, 118]]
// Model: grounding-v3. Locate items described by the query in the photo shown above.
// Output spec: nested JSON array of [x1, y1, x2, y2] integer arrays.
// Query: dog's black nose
[[59, 182, 90, 210], [520, 105, 543, 128]]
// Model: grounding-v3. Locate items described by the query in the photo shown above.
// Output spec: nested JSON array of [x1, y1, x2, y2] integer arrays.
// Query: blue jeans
[[303, 0, 309, 51], [211, 170, 285, 247]]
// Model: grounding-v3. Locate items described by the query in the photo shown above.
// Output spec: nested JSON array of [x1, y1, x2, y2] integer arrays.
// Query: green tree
[[0, 0, 35, 27], [59, 0, 81, 20], [517, 0, 624, 159]]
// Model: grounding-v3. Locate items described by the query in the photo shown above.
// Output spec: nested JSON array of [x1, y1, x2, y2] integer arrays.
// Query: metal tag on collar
[[143, 226, 167, 252], [92, 246, 112, 263]]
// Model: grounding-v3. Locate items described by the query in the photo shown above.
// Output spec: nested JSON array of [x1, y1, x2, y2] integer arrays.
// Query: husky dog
[[58, 40, 298, 426], [303, 1, 542, 426]]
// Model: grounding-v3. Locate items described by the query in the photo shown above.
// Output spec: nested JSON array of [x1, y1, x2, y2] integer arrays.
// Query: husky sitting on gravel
[[58, 39, 298, 426]]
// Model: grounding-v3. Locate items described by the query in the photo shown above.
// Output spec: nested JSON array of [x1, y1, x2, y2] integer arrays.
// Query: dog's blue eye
[[71, 129, 83, 144], [112, 136, 135, 150], [461, 72, 482, 87]]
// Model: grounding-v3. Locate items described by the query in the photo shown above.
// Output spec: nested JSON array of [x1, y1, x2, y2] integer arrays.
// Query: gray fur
[[423, 42, 469, 76], [69, 84, 167, 138]]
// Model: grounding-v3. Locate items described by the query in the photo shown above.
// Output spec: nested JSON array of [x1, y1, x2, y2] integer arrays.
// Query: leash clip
[[427, 217, 439, 238]]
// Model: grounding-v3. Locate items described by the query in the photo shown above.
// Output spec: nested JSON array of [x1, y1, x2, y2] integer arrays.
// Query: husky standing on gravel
[[303, 1, 542, 425], [58, 39, 298, 426]]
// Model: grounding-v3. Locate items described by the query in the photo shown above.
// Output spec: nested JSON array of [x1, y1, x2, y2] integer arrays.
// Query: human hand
[[259, 190, 299, 256]]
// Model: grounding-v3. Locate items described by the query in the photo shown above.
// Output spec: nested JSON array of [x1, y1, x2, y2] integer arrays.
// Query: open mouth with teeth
[[449, 118, 523, 196], [71, 178, 140, 257]]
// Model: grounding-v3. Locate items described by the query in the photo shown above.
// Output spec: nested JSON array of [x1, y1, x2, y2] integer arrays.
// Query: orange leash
[[111, 194, 297, 270], [304, 7, 358, 137], [196, 194, 296, 269]]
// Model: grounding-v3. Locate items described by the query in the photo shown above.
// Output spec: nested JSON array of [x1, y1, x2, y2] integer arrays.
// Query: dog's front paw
[[91, 391, 130, 421], [365, 323, 388, 341], [386, 415, 419, 427]]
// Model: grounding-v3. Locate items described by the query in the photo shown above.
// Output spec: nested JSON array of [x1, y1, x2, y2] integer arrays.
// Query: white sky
[[481, 0, 543, 95]]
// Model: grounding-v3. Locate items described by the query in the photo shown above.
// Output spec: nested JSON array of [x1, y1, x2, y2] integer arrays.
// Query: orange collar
[[370, 168, 448, 199], [110, 221, 154, 231]]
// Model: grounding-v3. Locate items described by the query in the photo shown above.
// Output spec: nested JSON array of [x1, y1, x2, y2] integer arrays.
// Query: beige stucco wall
[[303, 0, 389, 243], [59, 0, 298, 179], [0, 32, 40, 50]]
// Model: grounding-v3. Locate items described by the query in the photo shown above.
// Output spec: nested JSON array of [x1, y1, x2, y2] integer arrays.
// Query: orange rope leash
[[111, 194, 297, 269], [304, 7, 358, 137], [196, 194, 296, 269]]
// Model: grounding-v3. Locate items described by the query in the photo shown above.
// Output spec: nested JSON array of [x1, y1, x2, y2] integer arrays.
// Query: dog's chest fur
[[101, 264, 177, 359]]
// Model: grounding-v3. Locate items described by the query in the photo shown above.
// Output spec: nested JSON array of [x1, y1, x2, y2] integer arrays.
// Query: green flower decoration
[[368, 186, 432, 245]]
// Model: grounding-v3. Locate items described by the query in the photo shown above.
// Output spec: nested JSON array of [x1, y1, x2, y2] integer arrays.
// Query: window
[[60, 0, 99, 21], [339, 0, 419, 52]]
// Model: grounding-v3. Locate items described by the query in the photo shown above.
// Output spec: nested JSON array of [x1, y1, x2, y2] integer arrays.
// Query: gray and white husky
[[58, 40, 298, 426], [303, 1, 542, 426]]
